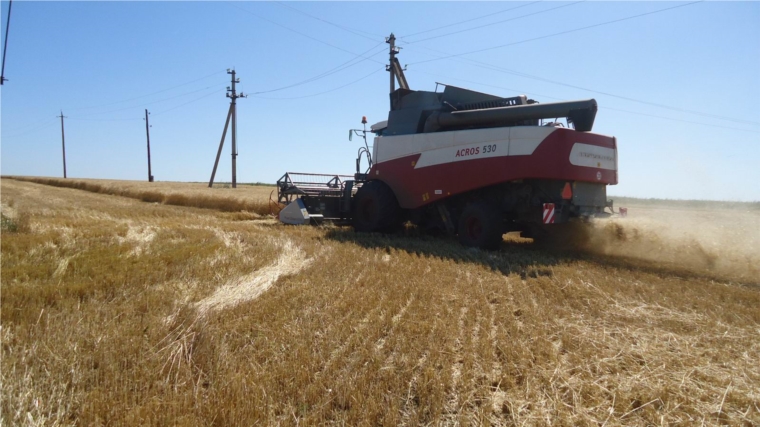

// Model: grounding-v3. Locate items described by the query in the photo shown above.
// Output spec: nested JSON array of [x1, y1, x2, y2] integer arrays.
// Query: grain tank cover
[[384, 84, 597, 136]]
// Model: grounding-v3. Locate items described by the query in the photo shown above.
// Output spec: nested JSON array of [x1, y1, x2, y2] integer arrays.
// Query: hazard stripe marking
[[543, 203, 555, 224]]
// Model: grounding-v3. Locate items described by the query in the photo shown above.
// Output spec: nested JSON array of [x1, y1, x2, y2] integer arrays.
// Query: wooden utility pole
[[57, 110, 67, 178], [144, 109, 153, 182], [208, 69, 246, 188], [1, 0, 12, 85]]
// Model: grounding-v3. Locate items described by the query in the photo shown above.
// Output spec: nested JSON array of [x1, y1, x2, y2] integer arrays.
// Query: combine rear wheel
[[352, 180, 401, 233], [457, 202, 504, 250]]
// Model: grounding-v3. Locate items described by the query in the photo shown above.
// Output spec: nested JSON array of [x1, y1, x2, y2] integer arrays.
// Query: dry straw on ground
[[2, 178, 759, 426]]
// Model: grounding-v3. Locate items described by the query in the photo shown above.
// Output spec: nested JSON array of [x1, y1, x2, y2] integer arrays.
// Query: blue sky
[[1, 1, 758, 201]]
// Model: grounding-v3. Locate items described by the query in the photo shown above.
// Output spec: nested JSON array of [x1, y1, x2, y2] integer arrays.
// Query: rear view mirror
[[349, 130, 353, 141]]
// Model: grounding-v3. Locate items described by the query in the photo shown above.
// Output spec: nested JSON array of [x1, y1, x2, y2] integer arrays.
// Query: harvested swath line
[[317, 303, 384, 378], [486, 297, 508, 423], [442, 306, 468, 424], [378, 296, 415, 368], [462, 308, 487, 423], [399, 351, 430, 427], [195, 239, 313, 316]]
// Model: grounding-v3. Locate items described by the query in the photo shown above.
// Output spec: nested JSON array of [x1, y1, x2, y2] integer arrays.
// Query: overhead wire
[[3, 116, 60, 134], [413, 70, 759, 134], [152, 89, 221, 116], [3, 118, 58, 139], [71, 83, 227, 118], [274, 2, 382, 41], [67, 116, 141, 122], [230, 3, 385, 66], [397, 2, 759, 127], [409, 45, 759, 127], [251, 42, 386, 95], [404, 1, 585, 44], [229, 3, 393, 98], [407, 2, 702, 64], [66, 69, 227, 111], [249, 67, 384, 100], [400, 1, 541, 39]]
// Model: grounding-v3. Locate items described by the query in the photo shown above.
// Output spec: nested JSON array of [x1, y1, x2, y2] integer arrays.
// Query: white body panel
[[373, 126, 557, 170], [568, 143, 616, 170]]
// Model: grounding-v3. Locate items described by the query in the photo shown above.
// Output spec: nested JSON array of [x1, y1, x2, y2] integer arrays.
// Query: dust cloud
[[579, 204, 760, 283]]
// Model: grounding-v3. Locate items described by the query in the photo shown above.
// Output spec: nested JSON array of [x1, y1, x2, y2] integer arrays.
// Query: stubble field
[[1, 177, 759, 426]]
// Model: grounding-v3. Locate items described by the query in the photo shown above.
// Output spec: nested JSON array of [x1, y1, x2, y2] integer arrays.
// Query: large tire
[[352, 180, 401, 233], [457, 202, 504, 250]]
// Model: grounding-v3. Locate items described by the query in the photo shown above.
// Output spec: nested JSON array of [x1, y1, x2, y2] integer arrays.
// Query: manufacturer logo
[[596, 171, 602, 180]]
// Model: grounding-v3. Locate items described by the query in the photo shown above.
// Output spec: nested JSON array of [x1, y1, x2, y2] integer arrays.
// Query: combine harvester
[[277, 34, 625, 249]]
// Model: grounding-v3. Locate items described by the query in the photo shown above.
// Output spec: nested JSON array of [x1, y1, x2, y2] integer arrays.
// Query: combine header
[[276, 33, 624, 249]]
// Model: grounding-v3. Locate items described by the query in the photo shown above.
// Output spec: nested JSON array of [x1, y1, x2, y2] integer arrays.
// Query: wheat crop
[[2, 178, 759, 426]]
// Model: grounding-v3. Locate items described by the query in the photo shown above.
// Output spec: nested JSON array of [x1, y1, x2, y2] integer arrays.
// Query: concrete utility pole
[[144, 109, 153, 182], [209, 68, 246, 188], [57, 110, 67, 178], [387, 33, 397, 94], [386, 33, 409, 108]]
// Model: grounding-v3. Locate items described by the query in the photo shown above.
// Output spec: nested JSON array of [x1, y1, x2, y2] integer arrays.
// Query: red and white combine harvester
[[277, 34, 625, 249]]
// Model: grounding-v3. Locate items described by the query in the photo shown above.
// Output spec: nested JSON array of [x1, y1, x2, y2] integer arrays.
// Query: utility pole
[[387, 33, 397, 94], [209, 68, 246, 188], [57, 110, 67, 178], [1, 0, 12, 85], [144, 109, 153, 182], [386, 33, 409, 109], [227, 69, 245, 188]]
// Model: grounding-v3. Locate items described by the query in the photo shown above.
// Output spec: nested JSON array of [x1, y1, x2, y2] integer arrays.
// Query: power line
[[230, 3, 385, 66], [408, 2, 703, 65], [400, 1, 541, 39], [601, 105, 760, 134], [413, 70, 759, 134], [274, 2, 382, 41], [72, 83, 227, 118], [3, 116, 59, 134], [403, 1, 584, 44], [419, 52, 759, 127], [67, 116, 141, 122], [66, 69, 227, 111], [251, 42, 386, 95], [2, 118, 58, 139], [249, 67, 384, 100], [151, 88, 220, 116], [398, 3, 759, 127]]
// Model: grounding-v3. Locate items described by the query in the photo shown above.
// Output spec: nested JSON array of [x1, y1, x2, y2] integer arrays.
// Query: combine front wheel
[[457, 202, 504, 250], [352, 180, 401, 233]]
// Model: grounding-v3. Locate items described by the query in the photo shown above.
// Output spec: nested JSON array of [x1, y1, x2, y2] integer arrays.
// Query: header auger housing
[[276, 33, 624, 249]]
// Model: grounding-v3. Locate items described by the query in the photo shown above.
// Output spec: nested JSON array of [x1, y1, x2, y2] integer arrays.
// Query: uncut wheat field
[[2, 177, 759, 426]]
